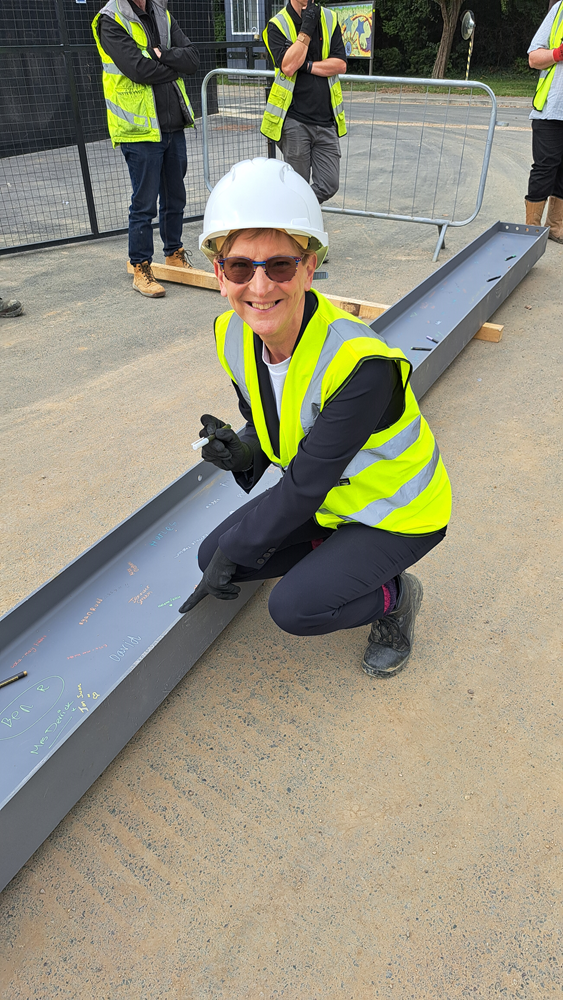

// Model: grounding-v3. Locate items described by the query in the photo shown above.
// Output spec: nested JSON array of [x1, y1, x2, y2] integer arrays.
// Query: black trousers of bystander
[[527, 119, 563, 201]]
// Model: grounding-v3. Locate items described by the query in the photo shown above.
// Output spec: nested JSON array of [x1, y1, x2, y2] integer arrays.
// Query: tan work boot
[[525, 198, 546, 226], [545, 195, 563, 243], [165, 246, 193, 269], [132, 261, 165, 297]]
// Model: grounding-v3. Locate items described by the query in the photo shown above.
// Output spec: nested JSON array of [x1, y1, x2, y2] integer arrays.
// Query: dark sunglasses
[[218, 255, 303, 284]]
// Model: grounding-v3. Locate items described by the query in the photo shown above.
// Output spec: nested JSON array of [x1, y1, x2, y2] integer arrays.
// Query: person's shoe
[[165, 246, 194, 269], [545, 195, 563, 243], [525, 198, 546, 227], [362, 572, 423, 678], [132, 261, 165, 297], [0, 297, 23, 317]]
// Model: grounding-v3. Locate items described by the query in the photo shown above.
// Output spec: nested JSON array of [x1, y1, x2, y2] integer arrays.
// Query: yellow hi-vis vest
[[92, 0, 194, 147], [261, 7, 347, 142], [214, 291, 451, 534], [533, 0, 563, 111]]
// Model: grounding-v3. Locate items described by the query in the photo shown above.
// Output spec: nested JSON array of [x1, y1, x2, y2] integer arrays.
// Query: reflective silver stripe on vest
[[340, 416, 422, 480], [323, 8, 335, 33], [102, 62, 121, 74], [264, 71, 295, 118], [273, 75, 294, 93], [222, 313, 251, 406], [265, 101, 289, 118], [334, 442, 440, 526], [272, 10, 294, 41], [299, 316, 390, 433], [105, 98, 157, 129]]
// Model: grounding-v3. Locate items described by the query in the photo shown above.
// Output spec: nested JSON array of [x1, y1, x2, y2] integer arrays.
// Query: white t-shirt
[[262, 342, 290, 417]]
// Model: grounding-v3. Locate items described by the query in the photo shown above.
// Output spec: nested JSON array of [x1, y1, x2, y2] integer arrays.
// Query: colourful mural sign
[[331, 2, 373, 59]]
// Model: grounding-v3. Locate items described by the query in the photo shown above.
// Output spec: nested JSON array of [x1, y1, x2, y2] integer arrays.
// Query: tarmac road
[[1, 105, 562, 999]]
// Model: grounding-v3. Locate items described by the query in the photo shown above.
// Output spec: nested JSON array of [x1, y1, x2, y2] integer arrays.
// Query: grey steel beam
[[368, 221, 548, 397], [0, 220, 547, 892]]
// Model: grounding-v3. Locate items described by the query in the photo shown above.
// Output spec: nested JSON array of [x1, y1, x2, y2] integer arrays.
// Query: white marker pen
[[191, 424, 231, 451]]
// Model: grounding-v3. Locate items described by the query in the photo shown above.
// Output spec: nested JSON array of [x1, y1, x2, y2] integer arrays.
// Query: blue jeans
[[121, 131, 187, 264]]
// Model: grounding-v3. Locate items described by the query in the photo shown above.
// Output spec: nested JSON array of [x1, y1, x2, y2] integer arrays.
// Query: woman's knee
[[268, 579, 320, 636]]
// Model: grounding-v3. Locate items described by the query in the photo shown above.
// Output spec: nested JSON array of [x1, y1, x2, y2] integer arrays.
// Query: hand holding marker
[[192, 415, 253, 473], [192, 424, 232, 450]]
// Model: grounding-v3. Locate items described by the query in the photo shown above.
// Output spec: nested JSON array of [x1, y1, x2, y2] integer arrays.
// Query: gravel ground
[[1, 119, 562, 999]]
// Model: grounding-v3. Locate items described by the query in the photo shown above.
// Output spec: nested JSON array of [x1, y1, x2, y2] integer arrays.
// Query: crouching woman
[[179, 158, 451, 677]]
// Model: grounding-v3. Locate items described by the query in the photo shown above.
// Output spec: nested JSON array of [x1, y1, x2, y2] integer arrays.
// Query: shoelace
[[139, 262, 155, 280], [175, 248, 193, 267], [371, 616, 404, 648]]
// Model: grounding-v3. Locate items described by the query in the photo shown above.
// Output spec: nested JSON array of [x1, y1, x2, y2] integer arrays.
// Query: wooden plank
[[126, 261, 219, 290], [323, 295, 388, 320], [124, 268, 503, 340], [324, 293, 503, 341]]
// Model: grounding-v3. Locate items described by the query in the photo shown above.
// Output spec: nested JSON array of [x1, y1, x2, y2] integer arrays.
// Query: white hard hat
[[199, 157, 329, 267]]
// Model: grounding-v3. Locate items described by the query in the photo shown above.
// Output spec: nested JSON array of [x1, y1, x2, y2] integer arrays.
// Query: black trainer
[[362, 572, 423, 677], [0, 297, 23, 318]]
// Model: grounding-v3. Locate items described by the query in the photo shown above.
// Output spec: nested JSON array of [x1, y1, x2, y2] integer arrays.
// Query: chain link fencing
[[0, 0, 256, 254], [202, 68, 497, 261]]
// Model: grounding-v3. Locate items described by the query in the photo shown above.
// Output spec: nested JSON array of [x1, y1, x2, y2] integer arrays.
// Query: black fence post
[[53, 0, 99, 237], [263, 0, 277, 159]]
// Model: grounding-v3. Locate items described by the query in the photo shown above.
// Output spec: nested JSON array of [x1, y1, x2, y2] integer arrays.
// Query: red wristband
[[553, 45, 563, 62]]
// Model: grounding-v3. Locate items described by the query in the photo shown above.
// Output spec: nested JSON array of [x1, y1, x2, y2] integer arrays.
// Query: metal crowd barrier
[[201, 69, 497, 261]]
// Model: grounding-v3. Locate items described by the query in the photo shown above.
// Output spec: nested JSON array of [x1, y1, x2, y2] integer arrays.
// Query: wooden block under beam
[[124, 270, 503, 341], [126, 260, 219, 290], [473, 322, 503, 342], [325, 294, 504, 342]]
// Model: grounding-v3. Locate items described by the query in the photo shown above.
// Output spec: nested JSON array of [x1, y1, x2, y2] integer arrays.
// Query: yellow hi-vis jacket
[[533, 0, 563, 111], [261, 6, 347, 142], [214, 291, 451, 535], [92, 0, 194, 147]]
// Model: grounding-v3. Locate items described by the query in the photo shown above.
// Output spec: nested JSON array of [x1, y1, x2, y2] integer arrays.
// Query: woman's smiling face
[[214, 230, 317, 355]]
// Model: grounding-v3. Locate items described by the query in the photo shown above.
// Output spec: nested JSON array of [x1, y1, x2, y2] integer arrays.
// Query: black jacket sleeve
[[98, 14, 179, 84], [218, 359, 403, 567], [156, 16, 200, 75]]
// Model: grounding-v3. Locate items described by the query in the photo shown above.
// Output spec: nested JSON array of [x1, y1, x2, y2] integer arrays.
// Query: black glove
[[178, 548, 240, 614], [199, 414, 252, 472], [300, 0, 321, 38]]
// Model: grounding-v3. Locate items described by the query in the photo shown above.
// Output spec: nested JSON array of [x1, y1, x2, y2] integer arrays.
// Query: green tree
[[431, 0, 464, 76]]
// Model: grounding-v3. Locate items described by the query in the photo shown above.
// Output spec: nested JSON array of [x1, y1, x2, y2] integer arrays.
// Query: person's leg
[[527, 120, 563, 202], [277, 118, 313, 184], [310, 125, 341, 204], [121, 140, 165, 264], [159, 130, 188, 257], [267, 522, 445, 636], [543, 121, 563, 243]]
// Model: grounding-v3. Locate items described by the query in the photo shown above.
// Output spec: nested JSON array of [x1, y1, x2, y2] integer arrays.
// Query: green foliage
[[213, 0, 226, 42], [365, 0, 551, 77]]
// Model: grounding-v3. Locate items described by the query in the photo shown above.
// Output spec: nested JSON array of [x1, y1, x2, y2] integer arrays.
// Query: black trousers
[[527, 119, 563, 202], [198, 493, 446, 637]]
